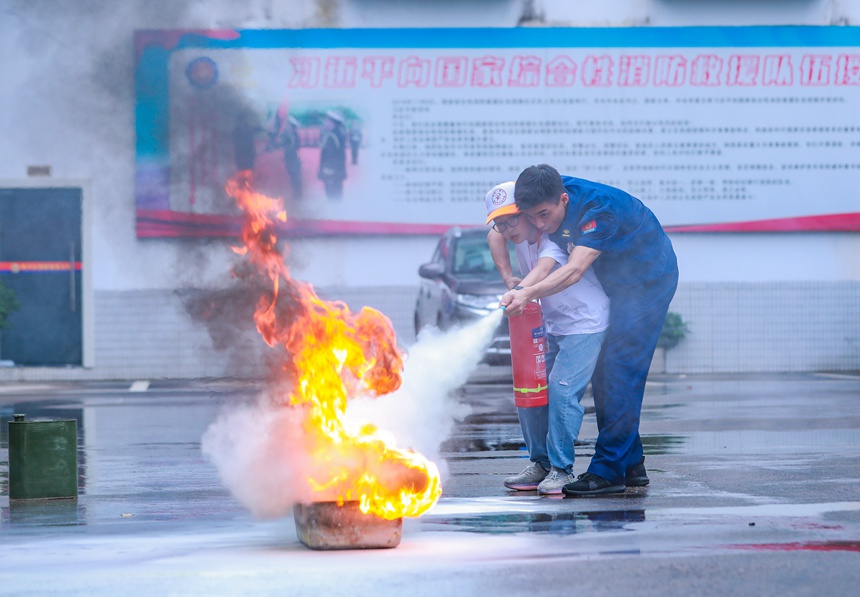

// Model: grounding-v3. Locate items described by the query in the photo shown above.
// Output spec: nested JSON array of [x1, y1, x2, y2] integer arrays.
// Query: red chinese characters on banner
[[546, 55, 577, 87], [763, 55, 793, 86], [691, 55, 723, 86], [727, 55, 760, 86], [582, 55, 613, 86], [284, 53, 860, 89], [835, 54, 860, 85], [436, 57, 468, 87], [509, 55, 542, 87], [399, 56, 432, 87], [619, 55, 650, 87], [654, 55, 686, 87], [324, 57, 357, 87], [801, 55, 832, 85], [471, 55, 505, 87], [288, 57, 320, 88], [361, 56, 395, 87]]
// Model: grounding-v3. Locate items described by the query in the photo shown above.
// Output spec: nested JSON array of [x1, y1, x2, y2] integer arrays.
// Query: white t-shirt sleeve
[[537, 235, 568, 266]]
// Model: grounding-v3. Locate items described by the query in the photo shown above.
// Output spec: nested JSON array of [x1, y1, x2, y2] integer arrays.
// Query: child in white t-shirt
[[485, 181, 609, 495]]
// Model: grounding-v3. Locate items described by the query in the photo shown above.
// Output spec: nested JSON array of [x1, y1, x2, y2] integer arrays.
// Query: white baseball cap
[[485, 181, 518, 225], [325, 110, 344, 123]]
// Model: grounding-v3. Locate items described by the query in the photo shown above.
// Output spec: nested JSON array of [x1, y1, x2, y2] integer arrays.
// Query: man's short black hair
[[514, 164, 566, 210]]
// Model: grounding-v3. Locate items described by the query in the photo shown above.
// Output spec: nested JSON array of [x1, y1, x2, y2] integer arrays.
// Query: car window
[[453, 234, 517, 276], [430, 239, 444, 264]]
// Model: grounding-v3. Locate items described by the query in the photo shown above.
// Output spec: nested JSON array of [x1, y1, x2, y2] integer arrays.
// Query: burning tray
[[293, 501, 403, 550]]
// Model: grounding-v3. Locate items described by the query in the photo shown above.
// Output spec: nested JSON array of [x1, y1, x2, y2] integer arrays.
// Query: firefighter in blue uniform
[[501, 164, 679, 496]]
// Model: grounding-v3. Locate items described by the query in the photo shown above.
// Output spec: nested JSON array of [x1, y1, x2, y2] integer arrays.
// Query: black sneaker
[[562, 472, 625, 497], [625, 460, 650, 487]]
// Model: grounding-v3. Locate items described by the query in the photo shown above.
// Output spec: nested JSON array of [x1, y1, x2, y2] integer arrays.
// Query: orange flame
[[225, 171, 441, 519]]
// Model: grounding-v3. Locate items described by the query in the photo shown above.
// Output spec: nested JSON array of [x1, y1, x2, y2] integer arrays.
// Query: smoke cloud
[[346, 309, 504, 476], [200, 308, 504, 519]]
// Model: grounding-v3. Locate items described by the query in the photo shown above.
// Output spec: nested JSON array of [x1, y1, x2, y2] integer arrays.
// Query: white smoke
[[346, 309, 504, 475], [201, 308, 504, 519], [200, 396, 313, 518]]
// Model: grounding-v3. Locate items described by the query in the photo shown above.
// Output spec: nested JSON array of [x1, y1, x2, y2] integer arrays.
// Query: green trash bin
[[8, 414, 78, 500]]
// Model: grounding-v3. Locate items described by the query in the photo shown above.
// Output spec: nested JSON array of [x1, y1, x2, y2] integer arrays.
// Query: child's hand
[[503, 275, 523, 290]]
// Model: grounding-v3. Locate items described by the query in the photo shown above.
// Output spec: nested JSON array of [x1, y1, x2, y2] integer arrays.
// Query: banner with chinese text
[[134, 27, 860, 237]]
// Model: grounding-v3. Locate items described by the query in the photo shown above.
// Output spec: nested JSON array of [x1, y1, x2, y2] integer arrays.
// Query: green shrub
[[0, 281, 20, 330], [658, 311, 689, 349]]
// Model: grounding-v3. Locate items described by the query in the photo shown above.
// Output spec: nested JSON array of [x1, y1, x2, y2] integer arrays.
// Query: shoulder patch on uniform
[[581, 220, 597, 234]]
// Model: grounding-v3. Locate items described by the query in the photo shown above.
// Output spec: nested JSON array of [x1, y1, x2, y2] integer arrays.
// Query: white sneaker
[[504, 463, 548, 491], [537, 467, 575, 495]]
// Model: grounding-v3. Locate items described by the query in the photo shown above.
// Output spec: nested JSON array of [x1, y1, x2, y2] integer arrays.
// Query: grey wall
[[0, 281, 856, 381], [667, 282, 860, 373]]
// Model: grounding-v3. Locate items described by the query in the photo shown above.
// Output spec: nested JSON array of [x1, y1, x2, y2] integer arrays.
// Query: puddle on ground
[[423, 509, 646, 536], [442, 433, 686, 455], [2, 498, 86, 526], [441, 437, 527, 453]]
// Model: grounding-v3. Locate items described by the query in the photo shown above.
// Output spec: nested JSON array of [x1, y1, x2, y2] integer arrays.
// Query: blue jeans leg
[[589, 268, 679, 485], [545, 331, 606, 474], [518, 404, 549, 470]]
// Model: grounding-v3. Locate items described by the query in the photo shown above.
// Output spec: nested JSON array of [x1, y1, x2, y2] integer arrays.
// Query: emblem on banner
[[185, 57, 219, 90]]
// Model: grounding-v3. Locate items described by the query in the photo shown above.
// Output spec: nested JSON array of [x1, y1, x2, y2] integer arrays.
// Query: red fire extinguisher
[[507, 301, 548, 408]]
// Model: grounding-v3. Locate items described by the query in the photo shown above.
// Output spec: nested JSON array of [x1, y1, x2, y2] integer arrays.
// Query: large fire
[[224, 171, 441, 519]]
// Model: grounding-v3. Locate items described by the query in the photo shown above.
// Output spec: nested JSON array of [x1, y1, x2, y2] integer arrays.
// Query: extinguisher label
[[531, 326, 546, 339], [535, 354, 546, 378]]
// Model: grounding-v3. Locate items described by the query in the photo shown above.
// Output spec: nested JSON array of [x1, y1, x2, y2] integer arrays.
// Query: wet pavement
[[1, 371, 859, 595]]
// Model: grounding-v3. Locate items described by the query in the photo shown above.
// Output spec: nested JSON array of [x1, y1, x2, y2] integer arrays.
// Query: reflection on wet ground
[[1, 384, 252, 528], [439, 422, 526, 453], [0, 373, 859, 589], [441, 372, 860, 548], [729, 540, 860, 552], [418, 496, 860, 559], [6, 498, 86, 527], [425, 508, 646, 536]]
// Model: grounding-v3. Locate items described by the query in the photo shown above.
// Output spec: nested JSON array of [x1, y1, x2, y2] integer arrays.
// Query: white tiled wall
[[0, 282, 855, 381], [86, 286, 419, 380], [666, 282, 860, 373], [93, 290, 239, 379]]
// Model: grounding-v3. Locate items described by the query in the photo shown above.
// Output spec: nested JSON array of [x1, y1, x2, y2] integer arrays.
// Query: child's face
[[495, 213, 538, 245]]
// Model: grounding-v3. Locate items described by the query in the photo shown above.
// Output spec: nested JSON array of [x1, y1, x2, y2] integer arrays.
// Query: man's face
[[523, 193, 569, 234], [494, 213, 537, 245]]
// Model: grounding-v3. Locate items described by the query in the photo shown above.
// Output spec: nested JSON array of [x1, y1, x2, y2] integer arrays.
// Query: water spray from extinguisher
[[502, 301, 549, 408]]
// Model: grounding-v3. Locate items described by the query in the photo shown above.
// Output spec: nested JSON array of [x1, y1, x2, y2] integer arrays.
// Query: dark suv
[[414, 226, 514, 364]]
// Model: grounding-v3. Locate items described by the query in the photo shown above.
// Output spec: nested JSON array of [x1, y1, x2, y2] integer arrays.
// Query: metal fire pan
[[293, 501, 402, 550]]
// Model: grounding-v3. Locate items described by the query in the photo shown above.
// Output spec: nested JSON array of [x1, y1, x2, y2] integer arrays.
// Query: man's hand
[[500, 287, 530, 317]]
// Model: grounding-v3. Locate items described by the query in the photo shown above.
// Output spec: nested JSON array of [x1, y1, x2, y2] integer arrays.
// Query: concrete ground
[[1, 370, 859, 596]]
